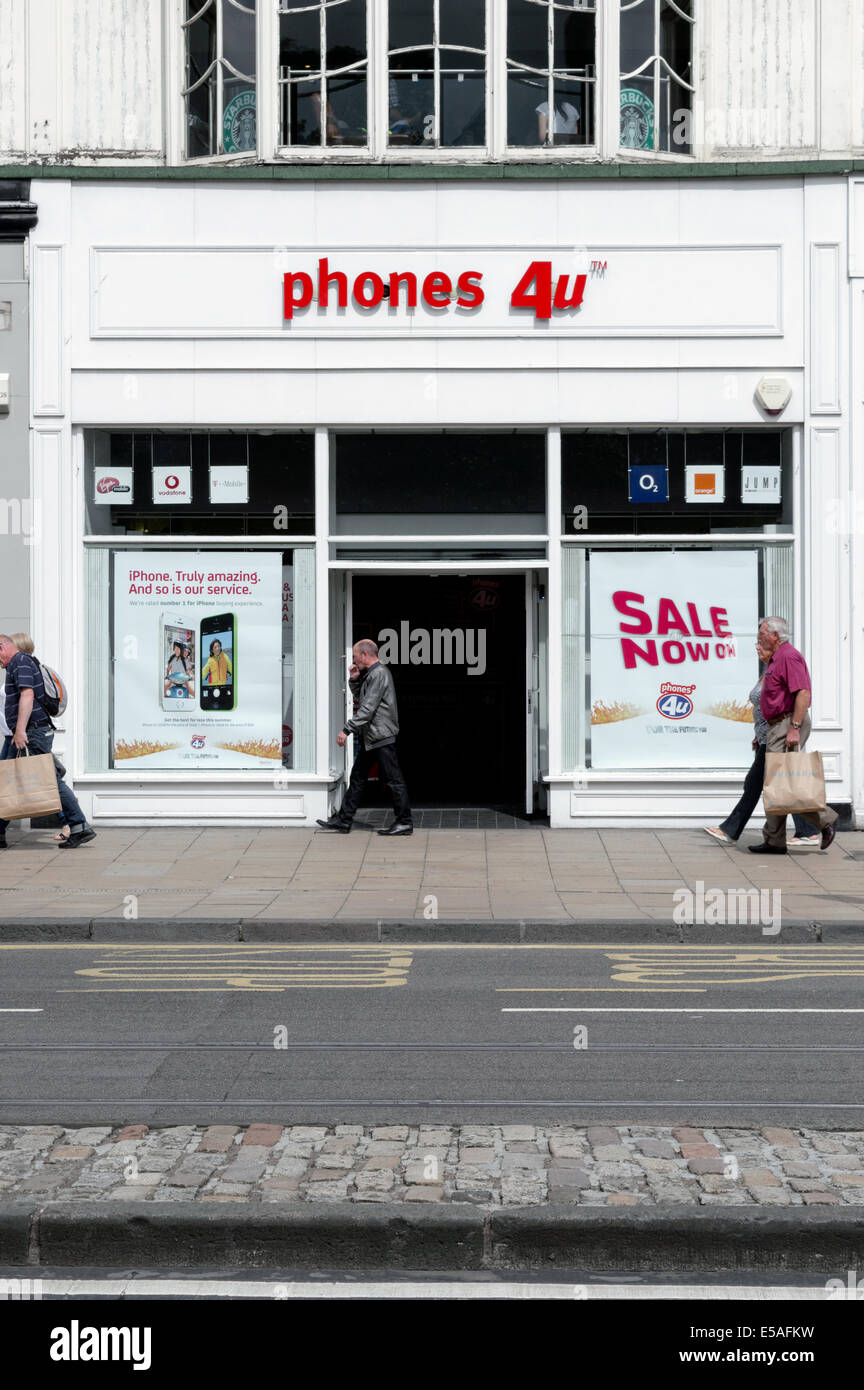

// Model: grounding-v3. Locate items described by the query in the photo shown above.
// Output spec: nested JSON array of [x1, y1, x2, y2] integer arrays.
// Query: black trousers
[[340, 742, 412, 824], [720, 745, 818, 841]]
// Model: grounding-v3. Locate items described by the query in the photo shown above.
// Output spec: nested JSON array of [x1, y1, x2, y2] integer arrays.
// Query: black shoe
[[316, 816, 351, 834], [748, 843, 787, 854], [58, 828, 97, 848], [377, 822, 414, 836], [821, 823, 836, 851], [0, 837, 6, 850]]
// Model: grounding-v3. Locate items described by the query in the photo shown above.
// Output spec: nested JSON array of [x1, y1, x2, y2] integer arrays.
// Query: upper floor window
[[620, 0, 693, 153], [387, 1, 486, 149], [180, 0, 695, 160], [278, 0, 368, 147], [506, 0, 596, 148], [184, 0, 257, 158]]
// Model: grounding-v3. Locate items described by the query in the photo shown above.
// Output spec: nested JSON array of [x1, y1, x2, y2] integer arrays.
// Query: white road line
[[503, 1007, 864, 1014], [0, 1009, 43, 1013], [10, 1278, 832, 1301]]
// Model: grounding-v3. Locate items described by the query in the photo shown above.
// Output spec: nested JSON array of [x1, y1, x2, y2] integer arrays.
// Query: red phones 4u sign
[[282, 257, 590, 322]]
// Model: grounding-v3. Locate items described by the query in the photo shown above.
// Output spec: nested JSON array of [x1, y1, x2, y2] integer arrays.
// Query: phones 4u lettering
[[282, 258, 589, 322]]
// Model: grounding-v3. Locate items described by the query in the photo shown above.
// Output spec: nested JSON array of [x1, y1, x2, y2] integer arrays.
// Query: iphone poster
[[112, 552, 283, 769]]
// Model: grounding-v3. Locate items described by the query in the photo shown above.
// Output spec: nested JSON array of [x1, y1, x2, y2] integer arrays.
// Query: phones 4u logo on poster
[[656, 683, 695, 719]]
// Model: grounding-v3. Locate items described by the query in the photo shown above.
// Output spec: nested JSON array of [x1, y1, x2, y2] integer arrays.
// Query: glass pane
[[553, 6, 594, 73], [620, 0, 653, 73], [279, 8, 322, 73], [441, 68, 485, 145], [440, 0, 485, 52], [620, 73, 655, 149], [661, 0, 691, 81], [540, 81, 584, 145], [389, 0, 433, 52], [327, 73, 367, 145], [223, 0, 256, 76], [336, 435, 545, 517], [388, 69, 435, 145], [293, 78, 329, 145], [507, 73, 548, 146], [222, 77, 257, 152], [326, 0, 366, 69], [507, 0, 549, 70], [186, 76, 216, 157]]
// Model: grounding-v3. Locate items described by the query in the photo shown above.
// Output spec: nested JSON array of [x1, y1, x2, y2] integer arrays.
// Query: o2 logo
[[656, 692, 693, 719]]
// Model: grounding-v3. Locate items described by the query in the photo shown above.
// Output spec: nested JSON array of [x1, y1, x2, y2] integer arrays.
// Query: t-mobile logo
[[377, 622, 487, 676]]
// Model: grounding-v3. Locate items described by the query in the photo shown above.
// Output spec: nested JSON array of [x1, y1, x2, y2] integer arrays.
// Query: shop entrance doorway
[[350, 574, 527, 809]]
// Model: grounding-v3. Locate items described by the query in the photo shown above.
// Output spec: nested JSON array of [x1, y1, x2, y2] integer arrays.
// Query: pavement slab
[[0, 826, 860, 925]]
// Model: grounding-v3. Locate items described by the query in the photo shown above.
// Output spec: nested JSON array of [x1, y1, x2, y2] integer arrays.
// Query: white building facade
[[2, 1, 864, 828]]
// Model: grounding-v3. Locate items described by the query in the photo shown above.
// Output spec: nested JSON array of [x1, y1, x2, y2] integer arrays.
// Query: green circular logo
[[223, 90, 257, 154], [620, 88, 654, 150]]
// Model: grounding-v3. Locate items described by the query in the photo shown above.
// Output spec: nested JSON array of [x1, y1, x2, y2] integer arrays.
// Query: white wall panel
[[31, 245, 65, 414], [0, 0, 27, 154], [59, 0, 162, 154], [704, 0, 818, 154], [809, 243, 841, 412], [806, 426, 843, 728]]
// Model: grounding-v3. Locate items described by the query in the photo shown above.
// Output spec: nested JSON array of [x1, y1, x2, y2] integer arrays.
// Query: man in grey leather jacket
[[317, 639, 413, 837]]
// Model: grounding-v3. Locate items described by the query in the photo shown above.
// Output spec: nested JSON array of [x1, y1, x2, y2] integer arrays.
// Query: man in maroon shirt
[[753, 617, 838, 853]]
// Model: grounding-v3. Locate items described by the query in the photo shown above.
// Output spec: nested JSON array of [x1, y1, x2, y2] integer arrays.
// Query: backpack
[[36, 660, 68, 717]]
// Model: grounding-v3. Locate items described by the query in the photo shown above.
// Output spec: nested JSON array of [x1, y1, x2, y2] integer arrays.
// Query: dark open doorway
[[351, 574, 526, 808]]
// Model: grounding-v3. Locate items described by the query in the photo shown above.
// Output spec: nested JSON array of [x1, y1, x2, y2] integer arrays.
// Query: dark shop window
[[85, 432, 315, 536], [561, 430, 791, 536]]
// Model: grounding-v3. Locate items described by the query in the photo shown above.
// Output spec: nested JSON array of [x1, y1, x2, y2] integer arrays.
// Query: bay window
[[180, 0, 695, 160]]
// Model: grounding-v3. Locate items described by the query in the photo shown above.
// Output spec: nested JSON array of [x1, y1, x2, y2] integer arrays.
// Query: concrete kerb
[[1, 917, 863, 943], [3, 1202, 864, 1272]]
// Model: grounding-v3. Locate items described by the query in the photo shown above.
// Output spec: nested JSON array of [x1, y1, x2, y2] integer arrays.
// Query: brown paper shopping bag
[[0, 749, 62, 821], [763, 750, 827, 815]]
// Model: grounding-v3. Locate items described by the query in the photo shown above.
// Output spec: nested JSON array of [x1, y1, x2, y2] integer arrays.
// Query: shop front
[[25, 171, 858, 827]]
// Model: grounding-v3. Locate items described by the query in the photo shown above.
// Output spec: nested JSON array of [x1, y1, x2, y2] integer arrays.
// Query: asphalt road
[[1, 941, 863, 1126]]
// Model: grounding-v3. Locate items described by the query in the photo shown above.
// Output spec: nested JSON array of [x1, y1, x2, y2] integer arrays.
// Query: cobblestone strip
[[1, 1125, 862, 1207]]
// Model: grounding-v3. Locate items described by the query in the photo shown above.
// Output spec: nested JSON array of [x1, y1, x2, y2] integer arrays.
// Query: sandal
[[53, 826, 71, 842]]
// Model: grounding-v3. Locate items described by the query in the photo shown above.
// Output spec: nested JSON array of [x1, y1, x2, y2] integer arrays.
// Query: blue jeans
[[0, 725, 86, 835]]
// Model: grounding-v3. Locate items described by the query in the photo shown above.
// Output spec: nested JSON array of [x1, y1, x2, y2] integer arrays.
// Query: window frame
[[181, 0, 260, 162], [618, 0, 696, 157], [275, 0, 372, 157], [503, 0, 600, 158], [173, 0, 698, 164]]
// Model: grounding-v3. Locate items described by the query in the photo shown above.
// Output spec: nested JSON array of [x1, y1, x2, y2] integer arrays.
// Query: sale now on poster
[[112, 552, 282, 769], [589, 551, 759, 769]]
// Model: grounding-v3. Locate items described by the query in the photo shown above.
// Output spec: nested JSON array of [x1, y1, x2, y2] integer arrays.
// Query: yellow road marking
[[3, 943, 863, 952], [52, 946, 415, 993]]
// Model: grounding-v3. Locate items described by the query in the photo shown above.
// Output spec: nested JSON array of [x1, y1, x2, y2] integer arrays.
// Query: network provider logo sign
[[152, 466, 192, 505], [656, 683, 696, 719], [93, 468, 133, 505]]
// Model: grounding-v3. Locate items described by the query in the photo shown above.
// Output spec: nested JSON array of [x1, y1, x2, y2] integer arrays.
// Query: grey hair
[[759, 616, 790, 642], [355, 638, 379, 657]]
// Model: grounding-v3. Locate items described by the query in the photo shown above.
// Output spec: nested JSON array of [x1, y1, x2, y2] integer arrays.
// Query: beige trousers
[[762, 714, 838, 848]]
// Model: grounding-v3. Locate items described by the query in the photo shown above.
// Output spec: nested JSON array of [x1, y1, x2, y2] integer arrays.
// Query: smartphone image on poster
[[161, 616, 197, 711], [200, 612, 236, 712]]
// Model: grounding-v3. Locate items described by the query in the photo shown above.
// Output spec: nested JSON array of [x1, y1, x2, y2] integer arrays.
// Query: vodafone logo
[[164, 475, 180, 490]]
